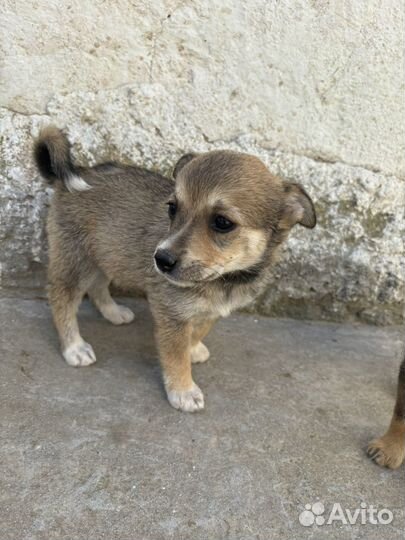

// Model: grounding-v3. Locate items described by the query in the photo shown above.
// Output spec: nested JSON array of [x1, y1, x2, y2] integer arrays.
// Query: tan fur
[[367, 356, 405, 468], [184, 227, 267, 278], [367, 418, 405, 469], [34, 128, 316, 412]]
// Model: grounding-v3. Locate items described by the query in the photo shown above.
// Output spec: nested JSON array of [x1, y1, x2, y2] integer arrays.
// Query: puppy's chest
[[188, 287, 254, 319]]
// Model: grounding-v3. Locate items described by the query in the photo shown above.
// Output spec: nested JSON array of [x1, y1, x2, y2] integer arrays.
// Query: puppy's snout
[[154, 249, 177, 273]]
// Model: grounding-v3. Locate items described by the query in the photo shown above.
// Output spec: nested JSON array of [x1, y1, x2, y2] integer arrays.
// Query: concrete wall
[[1, 0, 404, 324]]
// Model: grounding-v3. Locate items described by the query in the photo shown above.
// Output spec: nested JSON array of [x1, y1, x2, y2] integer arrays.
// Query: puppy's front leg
[[191, 319, 215, 364], [154, 317, 204, 412], [367, 356, 405, 469]]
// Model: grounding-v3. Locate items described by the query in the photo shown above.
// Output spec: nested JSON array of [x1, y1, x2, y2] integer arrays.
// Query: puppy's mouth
[[158, 273, 202, 288], [153, 255, 220, 287], [154, 254, 266, 288], [155, 267, 219, 287]]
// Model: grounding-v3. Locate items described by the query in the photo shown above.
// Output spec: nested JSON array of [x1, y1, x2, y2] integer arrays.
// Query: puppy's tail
[[33, 126, 91, 192]]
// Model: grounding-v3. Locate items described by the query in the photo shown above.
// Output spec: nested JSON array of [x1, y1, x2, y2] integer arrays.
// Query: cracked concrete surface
[[0, 295, 404, 539]]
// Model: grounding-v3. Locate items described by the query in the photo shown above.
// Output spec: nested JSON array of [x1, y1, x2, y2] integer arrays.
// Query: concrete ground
[[0, 295, 404, 540]]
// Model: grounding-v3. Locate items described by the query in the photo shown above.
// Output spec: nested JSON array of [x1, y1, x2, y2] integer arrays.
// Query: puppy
[[367, 355, 405, 468], [34, 126, 316, 412]]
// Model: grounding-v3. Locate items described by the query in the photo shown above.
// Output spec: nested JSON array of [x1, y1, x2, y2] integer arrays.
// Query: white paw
[[166, 382, 205, 412], [191, 341, 210, 364], [63, 340, 97, 367], [101, 303, 135, 325]]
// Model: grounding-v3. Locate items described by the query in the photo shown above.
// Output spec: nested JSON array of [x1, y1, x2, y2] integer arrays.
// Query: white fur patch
[[214, 302, 234, 318], [100, 303, 135, 325], [63, 339, 96, 367], [191, 341, 210, 363], [65, 174, 92, 193], [166, 382, 205, 412]]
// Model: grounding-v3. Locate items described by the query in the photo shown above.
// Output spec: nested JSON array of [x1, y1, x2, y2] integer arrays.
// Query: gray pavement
[[0, 295, 404, 539]]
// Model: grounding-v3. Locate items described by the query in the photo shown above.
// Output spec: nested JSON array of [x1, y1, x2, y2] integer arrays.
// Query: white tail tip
[[66, 174, 92, 193]]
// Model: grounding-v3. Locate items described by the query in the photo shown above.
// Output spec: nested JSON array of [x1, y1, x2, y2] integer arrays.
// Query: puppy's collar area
[[219, 262, 266, 285]]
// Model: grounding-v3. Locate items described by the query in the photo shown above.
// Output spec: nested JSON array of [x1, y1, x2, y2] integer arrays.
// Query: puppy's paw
[[191, 341, 210, 364], [166, 382, 205, 412], [367, 435, 405, 469], [63, 340, 97, 367], [101, 303, 135, 325]]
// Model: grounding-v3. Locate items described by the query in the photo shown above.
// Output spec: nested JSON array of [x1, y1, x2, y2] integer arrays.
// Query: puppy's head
[[154, 151, 316, 286]]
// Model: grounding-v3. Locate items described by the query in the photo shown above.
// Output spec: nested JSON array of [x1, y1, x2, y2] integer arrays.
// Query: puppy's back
[[34, 126, 174, 285]]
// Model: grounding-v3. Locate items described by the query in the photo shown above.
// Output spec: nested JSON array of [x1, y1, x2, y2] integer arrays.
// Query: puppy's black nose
[[154, 249, 177, 273]]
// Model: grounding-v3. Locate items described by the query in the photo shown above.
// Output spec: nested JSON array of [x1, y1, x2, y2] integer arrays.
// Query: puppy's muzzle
[[154, 248, 177, 273]]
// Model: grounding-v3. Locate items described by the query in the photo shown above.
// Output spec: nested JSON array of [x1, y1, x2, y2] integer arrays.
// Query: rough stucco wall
[[1, 1, 404, 324]]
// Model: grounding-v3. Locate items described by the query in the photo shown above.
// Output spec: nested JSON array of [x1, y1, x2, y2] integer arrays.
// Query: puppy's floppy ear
[[279, 182, 316, 229], [172, 153, 198, 179]]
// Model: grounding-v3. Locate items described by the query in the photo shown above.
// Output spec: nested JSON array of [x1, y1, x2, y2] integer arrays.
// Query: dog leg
[[153, 315, 204, 412], [88, 274, 134, 325], [191, 319, 214, 364], [49, 282, 96, 367], [367, 356, 405, 469]]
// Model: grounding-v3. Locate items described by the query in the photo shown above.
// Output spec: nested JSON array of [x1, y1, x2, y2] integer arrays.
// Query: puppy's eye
[[211, 214, 235, 233], [167, 201, 177, 219]]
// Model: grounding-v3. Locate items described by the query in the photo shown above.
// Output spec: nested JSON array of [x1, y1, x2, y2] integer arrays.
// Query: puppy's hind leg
[[49, 282, 97, 367], [88, 273, 134, 325]]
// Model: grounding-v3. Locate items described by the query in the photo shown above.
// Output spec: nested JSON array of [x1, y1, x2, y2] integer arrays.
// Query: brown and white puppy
[[367, 355, 405, 469], [34, 126, 316, 412]]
